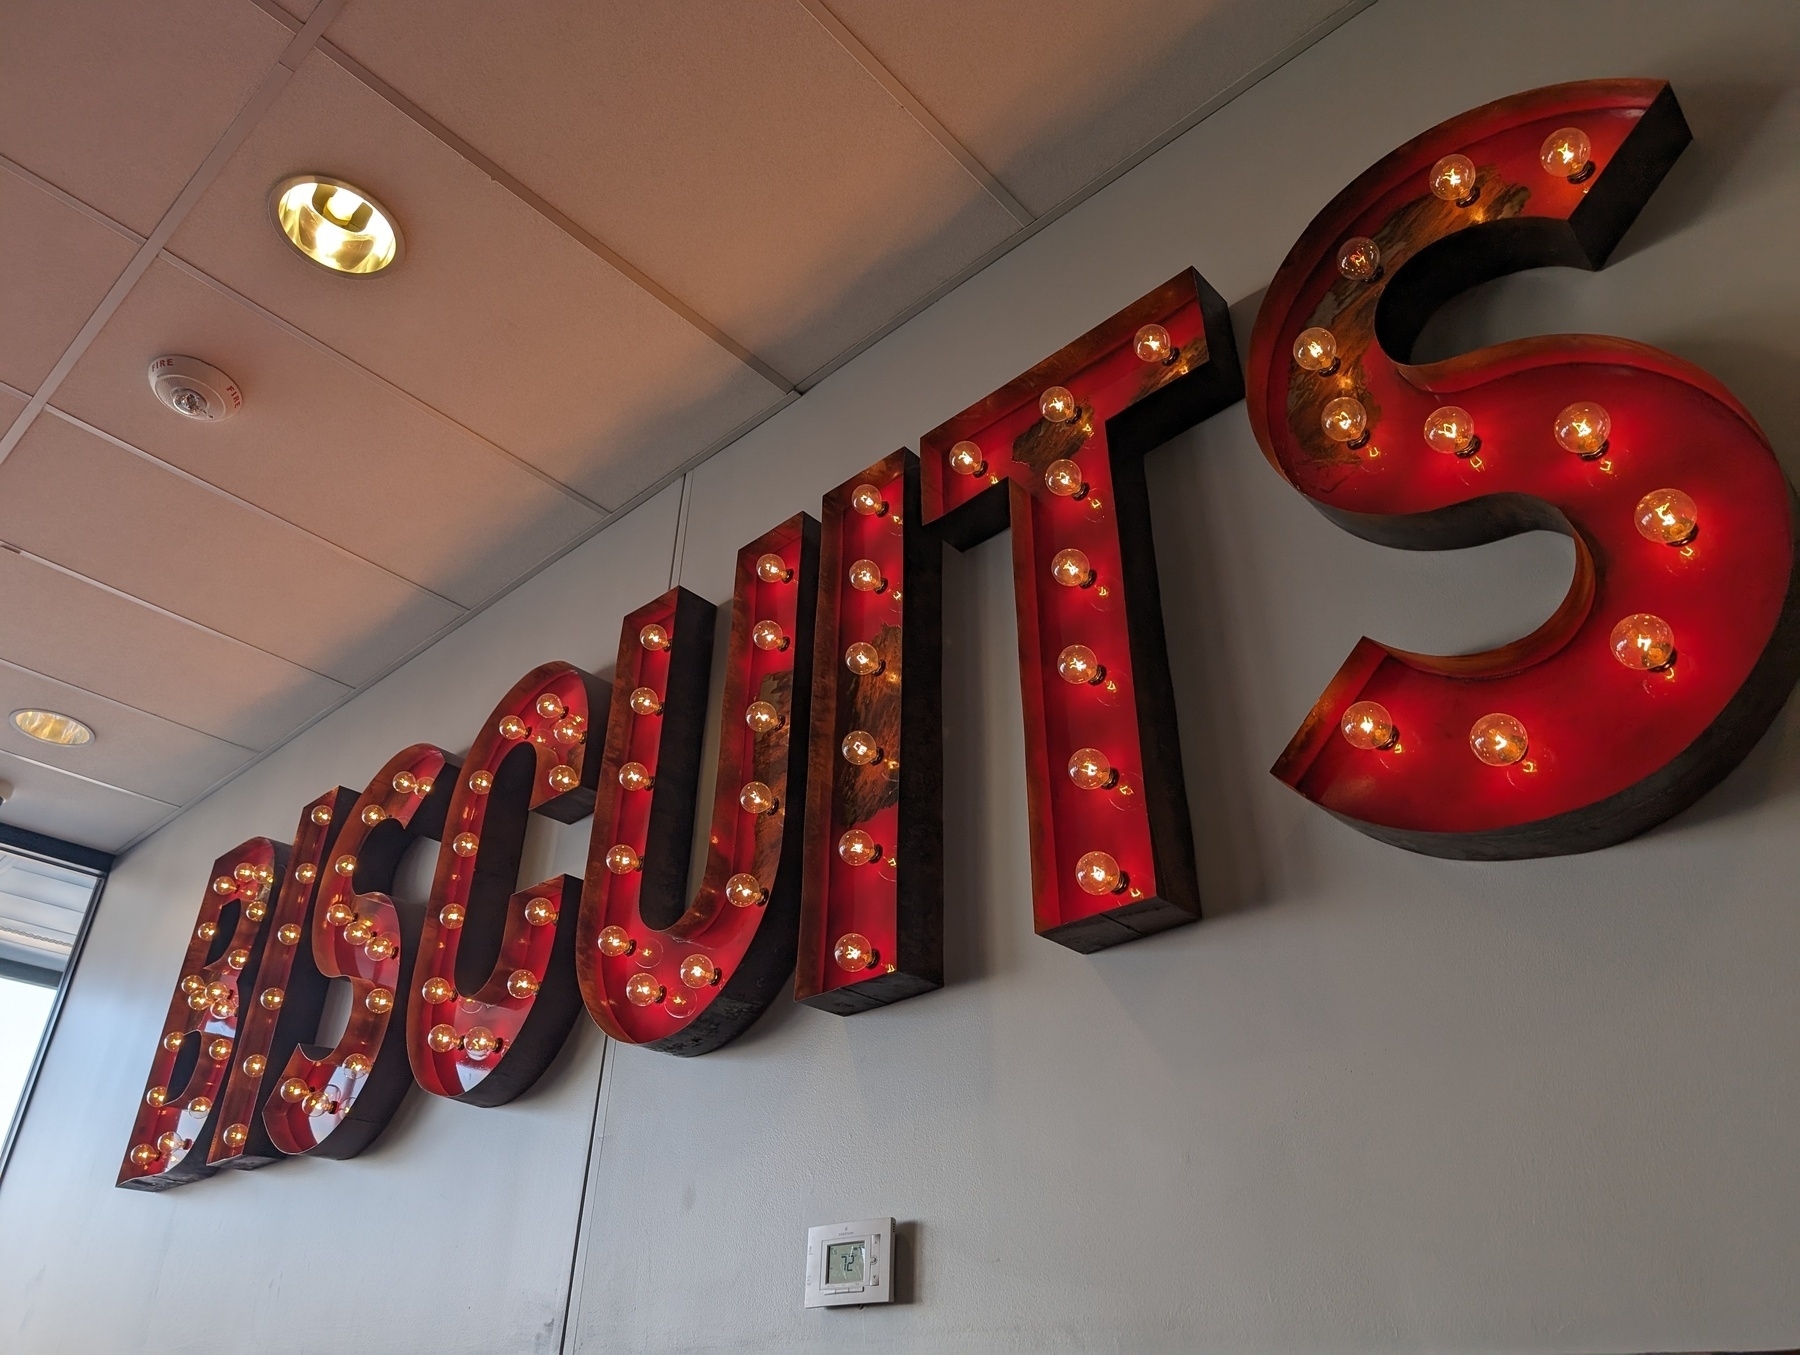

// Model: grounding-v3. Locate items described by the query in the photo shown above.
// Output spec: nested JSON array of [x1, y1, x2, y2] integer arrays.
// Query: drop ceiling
[[0, 0, 1364, 854]]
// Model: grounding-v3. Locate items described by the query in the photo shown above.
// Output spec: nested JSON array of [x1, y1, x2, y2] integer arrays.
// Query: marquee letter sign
[[1248, 79, 1800, 858]]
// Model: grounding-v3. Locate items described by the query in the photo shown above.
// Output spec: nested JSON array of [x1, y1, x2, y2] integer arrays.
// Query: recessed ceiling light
[[11, 709, 94, 746], [271, 175, 402, 275]]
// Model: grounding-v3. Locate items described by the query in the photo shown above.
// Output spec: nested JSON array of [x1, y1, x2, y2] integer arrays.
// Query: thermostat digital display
[[804, 1217, 893, 1308]]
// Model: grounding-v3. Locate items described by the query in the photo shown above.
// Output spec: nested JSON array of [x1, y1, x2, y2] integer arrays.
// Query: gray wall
[[6, 2, 1800, 1350]]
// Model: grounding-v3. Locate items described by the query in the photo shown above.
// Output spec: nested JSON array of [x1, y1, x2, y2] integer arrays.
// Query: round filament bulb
[[468, 769, 493, 793], [838, 829, 878, 866], [755, 553, 791, 584], [1469, 713, 1529, 766], [1539, 126, 1592, 179], [1321, 396, 1368, 445], [1051, 548, 1094, 587], [850, 484, 887, 516], [1039, 386, 1080, 424], [535, 693, 565, 720], [421, 976, 456, 1005], [639, 624, 670, 651], [1067, 748, 1116, 790], [948, 441, 985, 476], [497, 714, 527, 740], [525, 897, 558, 926], [604, 844, 642, 874], [1074, 850, 1124, 896], [1044, 460, 1086, 498], [452, 832, 479, 857], [751, 620, 788, 651], [1340, 700, 1397, 750], [1634, 488, 1697, 545], [1292, 327, 1338, 373], [844, 642, 884, 676], [624, 974, 664, 1007], [629, 687, 663, 716], [848, 559, 886, 593], [438, 903, 466, 929], [1133, 323, 1173, 363], [679, 955, 719, 988], [506, 969, 539, 999], [548, 763, 581, 792], [833, 933, 876, 972], [597, 925, 635, 957], [1553, 402, 1610, 457], [618, 761, 654, 791], [725, 873, 765, 908], [1422, 405, 1476, 455], [739, 781, 778, 815], [744, 700, 784, 733], [841, 730, 881, 766], [427, 1023, 461, 1054], [1430, 154, 1478, 203], [1337, 236, 1381, 281], [1610, 614, 1676, 671], [1056, 644, 1102, 685]]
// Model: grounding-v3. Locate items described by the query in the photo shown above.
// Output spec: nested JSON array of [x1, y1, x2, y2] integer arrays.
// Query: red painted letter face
[[920, 270, 1244, 952], [1247, 80, 1800, 857], [408, 662, 602, 1103], [120, 839, 283, 1189], [263, 745, 455, 1158], [577, 515, 818, 1054]]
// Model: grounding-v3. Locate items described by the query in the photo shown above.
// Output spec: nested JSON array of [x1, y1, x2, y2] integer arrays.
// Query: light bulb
[[242, 1054, 266, 1077], [391, 770, 417, 795], [156, 1131, 185, 1156], [422, 976, 456, 1004], [1430, 154, 1478, 204], [279, 1077, 309, 1103], [611, 761, 652, 795], [295, 862, 317, 883], [535, 693, 565, 721], [640, 623, 671, 651], [1469, 713, 1528, 766], [841, 731, 882, 765], [1338, 236, 1381, 281], [187, 990, 210, 1011], [1554, 401, 1610, 457], [1067, 747, 1117, 790], [1321, 396, 1369, 445], [146, 1085, 168, 1107], [506, 969, 539, 999], [361, 804, 385, 826], [234, 862, 258, 882], [1134, 323, 1174, 363], [365, 987, 394, 1014], [256, 863, 275, 884], [417, 777, 434, 796], [838, 829, 879, 866], [1293, 326, 1339, 374], [629, 686, 663, 716], [310, 804, 333, 825], [468, 769, 493, 793], [1051, 548, 1094, 587], [196, 921, 217, 940], [848, 558, 886, 593], [129, 1143, 160, 1167], [598, 926, 635, 958], [498, 714, 528, 740], [469, 1027, 505, 1061], [833, 933, 876, 972], [949, 441, 986, 476], [222, 1123, 249, 1149], [244, 900, 267, 922], [1057, 644, 1103, 685], [625, 974, 665, 1007], [525, 896, 558, 926], [227, 947, 249, 970], [605, 844, 642, 874], [343, 917, 373, 944], [1039, 386, 1079, 423], [549, 763, 581, 792], [756, 552, 792, 583], [1423, 405, 1477, 455], [212, 876, 234, 895], [851, 483, 887, 516], [187, 1096, 213, 1117], [844, 641, 884, 676], [1044, 459, 1086, 498], [325, 901, 355, 928], [1635, 488, 1697, 545], [452, 832, 480, 857], [552, 717, 585, 745], [163, 1031, 185, 1051], [365, 934, 396, 961], [1539, 126, 1592, 180], [333, 853, 357, 877], [679, 954, 719, 988], [739, 781, 778, 815], [439, 903, 466, 929], [751, 620, 788, 651], [206, 980, 231, 1002], [427, 1023, 461, 1054], [301, 1091, 335, 1117], [1340, 700, 1398, 750], [1611, 614, 1676, 671], [343, 1053, 371, 1077], [181, 974, 206, 995], [1075, 850, 1124, 896], [208, 1037, 232, 1061], [725, 873, 766, 907], [745, 701, 784, 734]]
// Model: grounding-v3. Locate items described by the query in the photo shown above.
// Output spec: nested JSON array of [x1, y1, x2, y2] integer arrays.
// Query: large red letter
[[1246, 80, 1800, 857]]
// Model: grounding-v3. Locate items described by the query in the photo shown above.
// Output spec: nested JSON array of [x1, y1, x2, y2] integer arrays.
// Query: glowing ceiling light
[[11, 709, 93, 746], [271, 176, 402, 275]]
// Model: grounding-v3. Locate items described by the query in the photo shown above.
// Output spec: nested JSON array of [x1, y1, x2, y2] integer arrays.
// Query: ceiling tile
[[0, 415, 463, 685], [826, 0, 1355, 214], [0, 747, 175, 853], [313, 0, 1023, 382], [0, 659, 252, 804], [0, 547, 348, 750], [0, 0, 289, 234], [0, 165, 140, 393], [165, 52, 783, 508], [50, 259, 601, 607]]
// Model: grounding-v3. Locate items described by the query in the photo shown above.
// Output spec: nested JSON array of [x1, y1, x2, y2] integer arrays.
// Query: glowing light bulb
[[260, 987, 286, 1010], [598, 926, 635, 957], [208, 1037, 232, 1061], [1554, 401, 1610, 457], [186, 990, 210, 1011], [608, 762, 651, 797], [548, 763, 581, 792], [1051, 548, 1094, 587], [833, 933, 876, 971], [256, 863, 275, 884], [552, 717, 587, 747], [244, 900, 267, 922], [851, 483, 887, 516], [525, 896, 558, 926], [1635, 488, 1697, 545], [605, 844, 642, 874], [1611, 613, 1676, 671], [207, 980, 231, 1002], [625, 974, 665, 1007], [841, 730, 882, 765], [465, 1028, 501, 1061], [1340, 700, 1398, 750], [1321, 396, 1369, 445], [1292, 326, 1339, 374], [427, 1023, 462, 1053], [295, 862, 317, 883], [743, 550, 792, 587], [1056, 644, 1103, 685], [744, 700, 784, 734], [196, 921, 217, 940], [1431, 154, 1479, 204], [156, 1132, 184, 1156], [365, 934, 397, 961], [333, 853, 357, 877], [163, 1031, 185, 1051], [129, 1143, 159, 1167], [679, 954, 719, 988], [751, 620, 788, 651], [949, 441, 986, 476], [1338, 236, 1381, 281], [422, 976, 456, 1004], [848, 558, 887, 593], [1067, 748, 1117, 790], [212, 875, 234, 895], [221, 1123, 249, 1149], [640, 623, 670, 651], [279, 1077, 309, 1103], [439, 903, 466, 929], [343, 1052, 371, 1077], [301, 1091, 336, 1117], [365, 987, 394, 1014], [146, 1085, 168, 1107], [417, 777, 434, 796], [739, 781, 778, 815], [391, 770, 417, 795], [725, 873, 765, 907], [1539, 126, 1593, 180], [1134, 323, 1174, 363], [360, 804, 385, 827], [1044, 459, 1086, 498], [1423, 405, 1477, 455], [838, 829, 878, 866], [325, 901, 355, 927], [242, 1054, 266, 1077], [498, 714, 528, 740], [1469, 713, 1528, 766], [844, 641, 884, 676], [234, 862, 258, 883], [1039, 386, 1079, 423], [528, 693, 561, 723], [181, 973, 205, 995], [468, 769, 493, 794], [227, 947, 249, 970], [506, 969, 539, 999], [180, 1097, 212, 1121], [310, 804, 333, 826], [452, 832, 480, 857], [629, 686, 663, 716], [1074, 850, 1125, 896]]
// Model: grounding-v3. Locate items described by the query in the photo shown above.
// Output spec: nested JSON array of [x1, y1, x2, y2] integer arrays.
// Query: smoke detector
[[148, 356, 241, 421]]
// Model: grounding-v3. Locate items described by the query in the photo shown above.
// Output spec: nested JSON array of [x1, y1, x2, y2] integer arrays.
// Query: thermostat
[[804, 1217, 893, 1308]]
